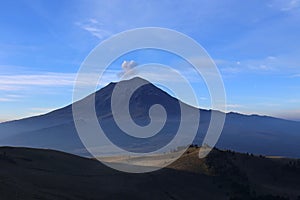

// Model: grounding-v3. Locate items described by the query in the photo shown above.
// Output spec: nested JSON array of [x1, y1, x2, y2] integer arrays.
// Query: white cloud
[[76, 18, 111, 39], [118, 60, 138, 78], [122, 60, 138, 71]]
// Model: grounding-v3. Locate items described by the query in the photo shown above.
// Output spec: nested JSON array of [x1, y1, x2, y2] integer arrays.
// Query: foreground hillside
[[0, 146, 300, 200]]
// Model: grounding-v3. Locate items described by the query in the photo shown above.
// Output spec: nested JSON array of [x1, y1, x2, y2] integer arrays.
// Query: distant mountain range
[[0, 77, 300, 158]]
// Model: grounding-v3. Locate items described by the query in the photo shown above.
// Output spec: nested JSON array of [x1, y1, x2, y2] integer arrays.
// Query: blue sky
[[0, 0, 300, 122]]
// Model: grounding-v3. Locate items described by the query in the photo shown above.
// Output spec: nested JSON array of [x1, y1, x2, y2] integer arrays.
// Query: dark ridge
[[0, 146, 299, 200]]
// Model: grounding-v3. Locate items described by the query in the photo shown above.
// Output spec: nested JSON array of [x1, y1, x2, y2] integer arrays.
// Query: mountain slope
[[0, 146, 299, 200], [0, 77, 300, 157]]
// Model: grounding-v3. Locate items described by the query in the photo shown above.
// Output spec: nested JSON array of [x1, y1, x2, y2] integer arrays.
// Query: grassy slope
[[0, 146, 300, 200]]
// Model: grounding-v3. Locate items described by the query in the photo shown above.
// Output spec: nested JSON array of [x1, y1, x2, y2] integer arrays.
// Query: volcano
[[1, 77, 300, 158]]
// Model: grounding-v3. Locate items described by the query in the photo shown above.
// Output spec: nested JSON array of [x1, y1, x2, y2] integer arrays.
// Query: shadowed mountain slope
[[0, 77, 300, 157]]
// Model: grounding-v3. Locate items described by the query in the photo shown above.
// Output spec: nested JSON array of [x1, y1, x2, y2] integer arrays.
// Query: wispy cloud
[[0, 98, 13, 102], [0, 85, 24, 91], [268, 0, 300, 11], [281, 0, 300, 11], [219, 55, 300, 75], [0, 72, 76, 91], [0, 94, 23, 102], [75, 18, 112, 39], [0, 70, 122, 95]]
